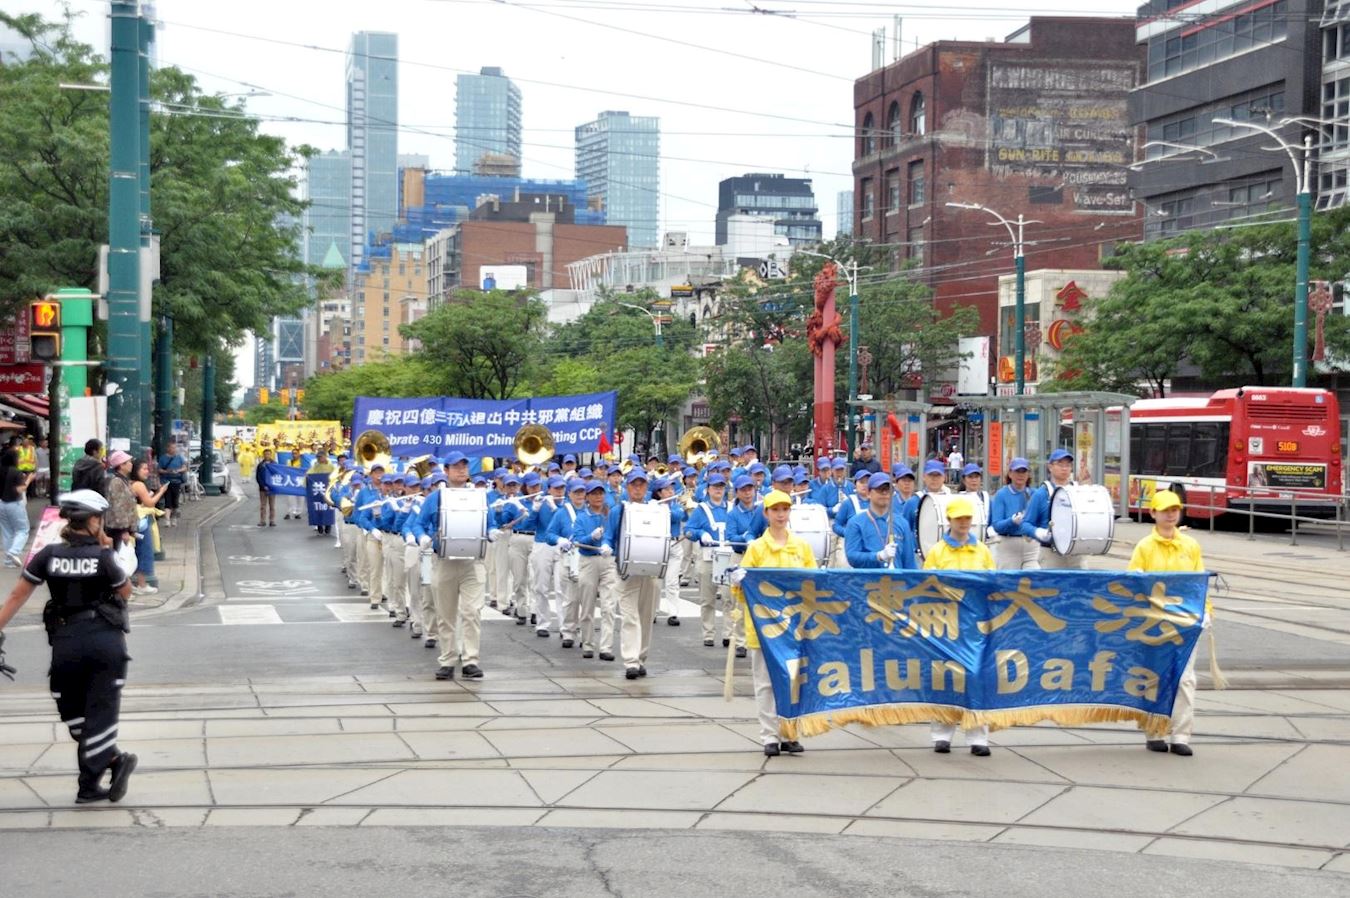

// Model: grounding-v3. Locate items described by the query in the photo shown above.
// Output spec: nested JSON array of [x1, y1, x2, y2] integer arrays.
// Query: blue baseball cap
[[853, 469, 871, 482], [651, 476, 671, 492], [772, 465, 793, 482], [563, 454, 576, 464], [668, 453, 683, 464], [748, 462, 767, 475], [578, 467, 592, 478], [793, 471, 809, 484], [547, 475, 567, 489], [729, 446, 743, 456], [442, 450, 467, 466], [594, 460, 609, 469], [682, 467, 697, 478], [548, 462, 561, 473], [503, 474, 521, 486], [961, 463, 983, 477], [470, 474, 486, 485], [923, 460, 945, 476], [732, 474, 755, 491], [625, 470, 649, 485], [369, 462, 386, 472], [831, 459, 848, 471], [867, 473, 893, 490], [894, 464, 915, 480], [402, 472, 421, 486], [743, 445, 758, 454], [1049, 448, 1074, 463], [424, 473, 447, 488], [585, 481, 606, 493], [816, 456, 831, 469], [1009, 456, 1030, 471], [568, 479, 587, 493], [522, 472, 542, 487], [714, 460, 732, 471], [890, 463, 908, 478], [707, 473, 727, 486], [349, 473, 364, 485]]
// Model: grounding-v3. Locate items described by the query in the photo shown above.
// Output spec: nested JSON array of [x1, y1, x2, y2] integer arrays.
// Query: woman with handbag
[[129, 459, 167, 596]]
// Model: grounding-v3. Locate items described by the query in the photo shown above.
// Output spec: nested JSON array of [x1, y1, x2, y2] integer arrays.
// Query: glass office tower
[[575, 110, 660, 248]]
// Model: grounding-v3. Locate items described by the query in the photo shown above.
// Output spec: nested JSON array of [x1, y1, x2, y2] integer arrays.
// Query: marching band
[[233, 422, 1199, 760]]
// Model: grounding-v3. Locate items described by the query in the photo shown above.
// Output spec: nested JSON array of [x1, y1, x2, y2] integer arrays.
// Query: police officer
[[0, 491, 138, 803]]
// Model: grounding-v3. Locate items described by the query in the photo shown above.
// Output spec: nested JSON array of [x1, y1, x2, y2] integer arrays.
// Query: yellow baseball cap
[[762, 489, 793, 509], [1151, 490, 1183, 512], [945, 496, 975, 519]]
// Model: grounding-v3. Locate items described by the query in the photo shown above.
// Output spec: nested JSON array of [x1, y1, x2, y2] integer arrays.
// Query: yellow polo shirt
[[922, 533, 996, 571], [735, 531, 817, 650]]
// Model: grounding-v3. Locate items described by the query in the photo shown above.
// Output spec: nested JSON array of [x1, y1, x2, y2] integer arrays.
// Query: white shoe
[[136, 585, 158, 595]]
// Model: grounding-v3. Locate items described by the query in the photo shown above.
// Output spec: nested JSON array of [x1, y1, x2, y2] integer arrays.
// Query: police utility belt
[[43, 599, 129, 641]]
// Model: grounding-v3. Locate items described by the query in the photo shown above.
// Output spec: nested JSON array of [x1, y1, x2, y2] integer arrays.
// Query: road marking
[[234, 579, 318, 596], [217, 605, 283, 625], [326, 604, 395, 623], [226, 555, 273, 565]]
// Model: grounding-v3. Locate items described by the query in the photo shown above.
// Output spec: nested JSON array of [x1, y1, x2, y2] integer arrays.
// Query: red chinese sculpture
[[808, 261, 847, 456]]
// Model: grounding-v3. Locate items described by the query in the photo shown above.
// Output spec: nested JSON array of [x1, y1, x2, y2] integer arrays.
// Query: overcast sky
[[27, 0, 1137, 387]]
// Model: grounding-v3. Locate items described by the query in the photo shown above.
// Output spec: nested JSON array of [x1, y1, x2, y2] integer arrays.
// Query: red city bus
[[1109, 387, 1343, 521]]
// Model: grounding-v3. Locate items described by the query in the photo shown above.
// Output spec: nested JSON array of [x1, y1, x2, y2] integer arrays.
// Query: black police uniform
[[22, 535, 131, 795]]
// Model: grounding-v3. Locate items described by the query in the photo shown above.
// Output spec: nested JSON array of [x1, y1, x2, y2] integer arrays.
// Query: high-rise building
[[303, 150, 351, 269], [455, 67, 522, 176], [347, 31, 398, 271], [837, 190, 854, 237], [1130, 1, 1329, 235], [351, 245, 427, 365], [1318, 2, 1349, 210], [575, 111, 660, 248], [714, 173, 821, 248], [394, 169, 603, 244]]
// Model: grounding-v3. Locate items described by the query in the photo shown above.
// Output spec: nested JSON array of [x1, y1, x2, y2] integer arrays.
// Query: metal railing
[[1124, 477, 1347, 551]]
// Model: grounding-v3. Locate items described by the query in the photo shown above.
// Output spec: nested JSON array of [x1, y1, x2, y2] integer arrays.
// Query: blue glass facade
[[346, 31, 398, 270], [575, 111, 660, 248], [303, 150, 351, 269], [455, 67, 523, 175]]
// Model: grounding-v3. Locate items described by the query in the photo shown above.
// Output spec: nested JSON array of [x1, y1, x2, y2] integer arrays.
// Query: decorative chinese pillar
[[808, 262, 846, 457]]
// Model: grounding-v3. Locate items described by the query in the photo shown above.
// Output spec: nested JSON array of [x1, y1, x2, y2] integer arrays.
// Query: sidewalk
[[0, 483, 235, 627], [0, 669, 1346, 876]]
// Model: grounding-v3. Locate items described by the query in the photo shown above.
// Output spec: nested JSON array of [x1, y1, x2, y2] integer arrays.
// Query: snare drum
[[1050, 484, 1115, 556], [917, 492, 987, 560], [437, 488, 489, 560], [618, 501, 671, 578], [564, 549, 581, 583], [419, 550, 434, 586], [710, 545, 735, 585], [789, 503, 832, 566]]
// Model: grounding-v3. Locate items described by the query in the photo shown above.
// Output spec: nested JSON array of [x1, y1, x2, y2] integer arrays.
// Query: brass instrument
[[406, 454, 436, 481], [513, 423, 555, 467], [354, 429, 392, 472], [679, 426, 720, 468]]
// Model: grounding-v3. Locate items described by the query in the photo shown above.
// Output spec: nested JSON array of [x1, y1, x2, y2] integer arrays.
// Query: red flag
[[887, 412, 903, 439], [597, 431, 613, 455]]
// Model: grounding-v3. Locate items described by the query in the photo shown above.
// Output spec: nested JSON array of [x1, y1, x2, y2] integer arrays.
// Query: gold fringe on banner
[[1207, 623, 1229, 690], [778, 703, 1174, 741]]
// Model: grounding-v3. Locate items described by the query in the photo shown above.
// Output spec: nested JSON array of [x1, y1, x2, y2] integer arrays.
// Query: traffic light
[[279, 388, 290, 406], [259, 387, 270, 405], [29, 300, 61, 361]]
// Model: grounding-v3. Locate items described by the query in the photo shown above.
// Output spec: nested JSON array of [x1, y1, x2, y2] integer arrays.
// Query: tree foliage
[[1051, 207, 1350, 393], [300, 356, 435, 425], [401, 290, 548, 400], [0, 10, 317, 360]]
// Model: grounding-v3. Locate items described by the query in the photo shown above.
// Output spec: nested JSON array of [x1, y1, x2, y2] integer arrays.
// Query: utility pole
[[106, 1, 143, 449], [137, 9, 154, 447], [200, 350, 217, 493], [947, 203, 1037, 395]]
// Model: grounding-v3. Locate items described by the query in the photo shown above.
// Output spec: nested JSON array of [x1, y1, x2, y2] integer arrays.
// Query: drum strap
[[700, 503, 725, 540]]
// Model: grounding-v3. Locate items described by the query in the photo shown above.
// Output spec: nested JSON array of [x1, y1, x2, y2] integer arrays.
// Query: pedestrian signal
[[259, 388, 270, 405], [29, 300, 61, 361]]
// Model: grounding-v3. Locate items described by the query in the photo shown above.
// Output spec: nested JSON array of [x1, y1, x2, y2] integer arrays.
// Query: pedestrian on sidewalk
[[729, 488, 812, 758], [0, 448, 34, 567], [71, 439, 107, 496], [256, 448, 276, 527], [0, 489, 137, 804], [1128, 490, 1204, 757], [128, 459, 167, 596], [156, 442, 185, 528], [101, 451, 139, 553]]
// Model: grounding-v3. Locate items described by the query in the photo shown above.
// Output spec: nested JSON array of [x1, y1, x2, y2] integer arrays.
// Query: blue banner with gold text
[[740, 570, 1207, 739]]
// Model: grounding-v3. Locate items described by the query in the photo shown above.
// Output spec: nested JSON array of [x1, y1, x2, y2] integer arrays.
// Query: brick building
[[350, 244, 427, 365], [852, 17, 1144, 374]]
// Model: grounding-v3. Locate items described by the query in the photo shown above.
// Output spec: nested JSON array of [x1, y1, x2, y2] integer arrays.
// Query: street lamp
[[615, 300, 663, 349], [1211, 116, 1320, 387], [946, 203, 1039, 395], [797, 250, 868, 452]]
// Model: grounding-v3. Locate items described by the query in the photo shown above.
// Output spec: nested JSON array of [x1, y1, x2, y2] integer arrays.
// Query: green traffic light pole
[[107, 1, 144, 450], [947, 203, 1038, 396], [1212, 118, 1317, 387]]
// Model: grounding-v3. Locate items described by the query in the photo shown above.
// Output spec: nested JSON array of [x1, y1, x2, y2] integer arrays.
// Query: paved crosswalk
[[207, 596, 713, 626]]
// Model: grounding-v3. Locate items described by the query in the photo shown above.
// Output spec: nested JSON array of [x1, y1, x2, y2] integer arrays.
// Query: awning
[[0, 394, 48, 419]]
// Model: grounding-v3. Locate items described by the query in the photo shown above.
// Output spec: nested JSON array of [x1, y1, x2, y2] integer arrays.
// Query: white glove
[[700, 532, 714, 546], [986, 526, 998, 541], [405, 534, 416, 546], [729, 567, 747, 586], [418, 534, 432, 549], [877, 543, 897, 563], [371, 529, 383, 544], [1034, 527, 1051, 544], [557, 539, 573, 553], [1012, 512, 1024, 525], [591, 527, 604, 541], [487, 528, 503, 543], [599, 544, 613, 557]]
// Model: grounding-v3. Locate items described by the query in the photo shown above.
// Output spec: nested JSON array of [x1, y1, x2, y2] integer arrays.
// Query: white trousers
[[383, 538, 405, 613], [694, 556, 740, 645], [1040, 547, 1085, 570], [930, 722, 989, 747], [750, 648, 780, 746], [576, 555, 619, 653], [557, 552, 580, 640], [402, 544, 430, 630], [660, 539, 686, 617], [363, 532, 383, 597], [529, 541, 560, 632], [431, 557, 483, 668], [617, 573, 660, 668], [341, 522, 361, 580], [507, 532, 533, 617], [1166, 648, 1197, 745], [993, 536, 1041, 570]]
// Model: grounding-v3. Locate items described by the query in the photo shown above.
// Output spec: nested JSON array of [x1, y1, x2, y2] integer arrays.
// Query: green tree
[[1050, 207, 1350, 393], [300, 356, 434, 425], [401, 290, 548, 399]]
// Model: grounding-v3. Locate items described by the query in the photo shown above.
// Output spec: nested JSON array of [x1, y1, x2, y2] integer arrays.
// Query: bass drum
[[618, 501, 671, 578], [1050, 484, 1115, 556], [788, 503, 832, 566], [419, 550, 434, 586], [917, 492, 987, 560], [564, 548, 581, 583], [711, 545, 735, 586], [437, 488, 489, 560]]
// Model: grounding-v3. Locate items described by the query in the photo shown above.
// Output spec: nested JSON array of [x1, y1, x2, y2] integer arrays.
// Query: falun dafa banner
[[739, 570, 1208, 740]]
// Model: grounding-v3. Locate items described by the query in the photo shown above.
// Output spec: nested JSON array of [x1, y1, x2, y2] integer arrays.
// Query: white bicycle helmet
[[58, 490, 111, 514]]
